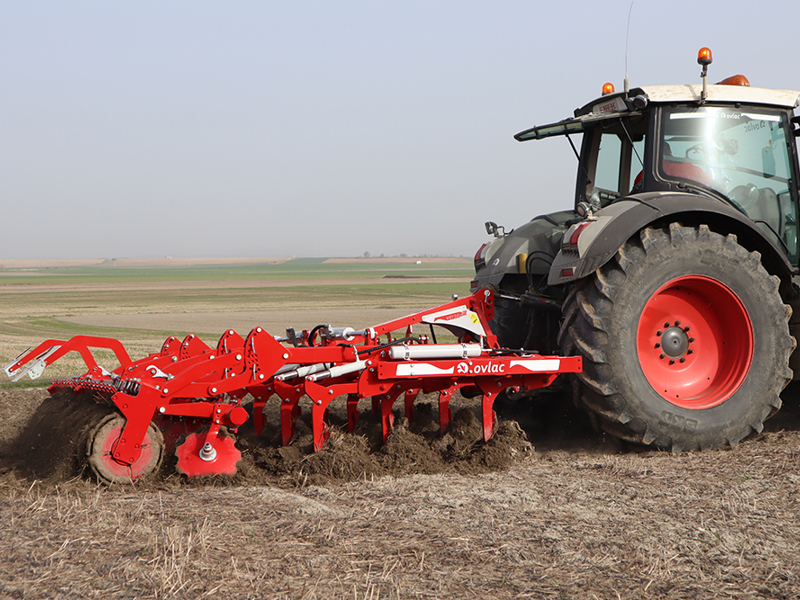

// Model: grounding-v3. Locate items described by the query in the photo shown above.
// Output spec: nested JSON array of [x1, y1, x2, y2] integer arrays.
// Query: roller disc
[[175, 431, 241, 477], [86, 413, 164, 484]]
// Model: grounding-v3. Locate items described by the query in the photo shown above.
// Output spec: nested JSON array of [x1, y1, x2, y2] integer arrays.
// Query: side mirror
[[485, 221, 505, 238]]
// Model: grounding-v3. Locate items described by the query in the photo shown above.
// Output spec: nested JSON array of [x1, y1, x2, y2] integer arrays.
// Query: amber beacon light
[[697, 47, 713, 66], [698, 47, 713, 102]]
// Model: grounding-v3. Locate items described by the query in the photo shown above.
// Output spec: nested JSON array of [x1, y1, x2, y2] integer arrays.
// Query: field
[[1, 257, 799, 599]]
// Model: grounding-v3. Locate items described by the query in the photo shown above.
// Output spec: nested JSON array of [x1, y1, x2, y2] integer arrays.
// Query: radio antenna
[[624, 1, 634, 93]]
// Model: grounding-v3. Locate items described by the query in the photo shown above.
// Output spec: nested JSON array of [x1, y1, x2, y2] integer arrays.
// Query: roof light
[[602, 82, 615, 96], [697, 47, 713, 104], [697, 47, 713, 66], [717, 74, 750, 87]]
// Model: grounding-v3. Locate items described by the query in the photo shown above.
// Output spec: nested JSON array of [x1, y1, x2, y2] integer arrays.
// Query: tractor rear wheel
[[558, 223, 794, 451], [86, 413, 164, 484]]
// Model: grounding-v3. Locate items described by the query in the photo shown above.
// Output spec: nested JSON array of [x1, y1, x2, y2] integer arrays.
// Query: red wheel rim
[[96, 420, 158, 481], [636, 275, 753, 409]]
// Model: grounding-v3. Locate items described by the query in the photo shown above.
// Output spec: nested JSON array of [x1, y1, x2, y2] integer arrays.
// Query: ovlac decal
[[510, 359, 561, 372], [395, 363, 455, 377], [457, 362, 506, 375]]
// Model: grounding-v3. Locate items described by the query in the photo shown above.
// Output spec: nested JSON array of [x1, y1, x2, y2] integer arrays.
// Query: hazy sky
[[3, 1, 799, 259]]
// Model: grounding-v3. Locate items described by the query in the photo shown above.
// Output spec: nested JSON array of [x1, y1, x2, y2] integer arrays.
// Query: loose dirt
[[0, 389, 535, 488], [1, 385, 799, 598]]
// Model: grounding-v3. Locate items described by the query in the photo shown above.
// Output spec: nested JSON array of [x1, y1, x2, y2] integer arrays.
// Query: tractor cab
[[515, 75, 800, 265]]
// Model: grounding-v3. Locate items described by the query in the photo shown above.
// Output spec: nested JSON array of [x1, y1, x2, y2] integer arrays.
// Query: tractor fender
[[548, 191, 794, 286]]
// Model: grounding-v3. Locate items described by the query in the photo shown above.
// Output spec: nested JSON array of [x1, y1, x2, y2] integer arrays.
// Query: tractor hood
[[472, 210, 574, 289]]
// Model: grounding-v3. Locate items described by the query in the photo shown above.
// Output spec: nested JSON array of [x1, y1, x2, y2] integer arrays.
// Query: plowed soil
[[1, 384, 800, 599]]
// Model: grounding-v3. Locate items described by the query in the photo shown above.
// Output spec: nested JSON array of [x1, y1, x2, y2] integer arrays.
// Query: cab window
[[583, 116, 647, 206]]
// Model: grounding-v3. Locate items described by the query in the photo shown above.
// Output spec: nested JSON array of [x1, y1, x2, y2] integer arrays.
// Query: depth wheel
[[559, 223, 794, 451], [86, 413, 164, 484]]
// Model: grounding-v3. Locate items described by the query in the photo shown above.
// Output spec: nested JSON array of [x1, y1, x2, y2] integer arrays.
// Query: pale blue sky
[[2, 1, 799, 259]]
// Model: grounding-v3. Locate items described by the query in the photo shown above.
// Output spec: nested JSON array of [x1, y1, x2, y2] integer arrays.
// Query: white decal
[[510, 359, 560, 372], [395, 363, 455, 377], [422, 307, 486, 338]]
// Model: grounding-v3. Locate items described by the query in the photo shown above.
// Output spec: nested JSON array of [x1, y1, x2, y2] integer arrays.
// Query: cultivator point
[[4, 290, 580, 482]]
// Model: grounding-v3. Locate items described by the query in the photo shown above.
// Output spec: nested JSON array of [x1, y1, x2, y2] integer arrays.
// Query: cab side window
[[584, 118, 646, 206], [594, 133, 623, 199]]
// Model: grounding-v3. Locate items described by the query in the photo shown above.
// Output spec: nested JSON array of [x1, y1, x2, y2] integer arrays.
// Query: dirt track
[[1, 385, 799, 599]]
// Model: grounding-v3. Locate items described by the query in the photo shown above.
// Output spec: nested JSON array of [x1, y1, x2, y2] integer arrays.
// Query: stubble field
[[0, 258, 799, 599]]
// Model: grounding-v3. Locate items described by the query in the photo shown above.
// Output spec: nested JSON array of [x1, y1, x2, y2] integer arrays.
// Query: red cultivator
[[4, 290, 580, 483]]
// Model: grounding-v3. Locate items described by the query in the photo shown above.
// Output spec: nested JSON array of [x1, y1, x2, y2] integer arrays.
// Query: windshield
[[661, 106, 798, 261]]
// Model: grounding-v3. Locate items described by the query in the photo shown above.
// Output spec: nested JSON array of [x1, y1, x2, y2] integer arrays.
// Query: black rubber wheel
[[485, 276, 530, 349], [558, 223, 794, 451], [489, 294, 530, 349]]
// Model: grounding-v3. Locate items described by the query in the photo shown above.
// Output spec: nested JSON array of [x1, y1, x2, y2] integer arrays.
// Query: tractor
[[472, 48, 800, 451]]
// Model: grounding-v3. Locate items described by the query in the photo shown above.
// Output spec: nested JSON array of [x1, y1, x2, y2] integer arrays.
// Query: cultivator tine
[[438, 388, 454, 434], [346, 393, 360, 432], [404, 389, 419, 421], [274, 380, 304, 445], [247, 384, 272, 435], [306, 379, 357, 452], [379, 391, 401, 444], [481, 391, 498, 442]]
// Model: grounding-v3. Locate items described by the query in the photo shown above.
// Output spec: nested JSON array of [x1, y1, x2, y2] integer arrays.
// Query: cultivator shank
[[4, 290, 580, 481]]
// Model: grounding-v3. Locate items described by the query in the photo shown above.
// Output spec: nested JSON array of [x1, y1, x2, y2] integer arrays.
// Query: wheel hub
[[660, 325, 689, 359]]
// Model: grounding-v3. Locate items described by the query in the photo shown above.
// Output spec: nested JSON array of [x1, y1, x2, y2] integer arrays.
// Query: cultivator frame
[[4, 289, 581, 481]]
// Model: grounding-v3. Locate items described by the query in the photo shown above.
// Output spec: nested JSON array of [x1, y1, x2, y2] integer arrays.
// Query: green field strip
[[0, 259, 473, 285]]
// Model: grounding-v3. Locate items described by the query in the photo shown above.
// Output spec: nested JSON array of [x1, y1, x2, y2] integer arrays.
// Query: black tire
[[482, 275, 527, 349], [558, 223, 794, 451]]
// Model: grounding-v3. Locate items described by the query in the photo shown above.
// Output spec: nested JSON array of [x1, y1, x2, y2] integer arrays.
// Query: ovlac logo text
[[457, 362, 506, 375]]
